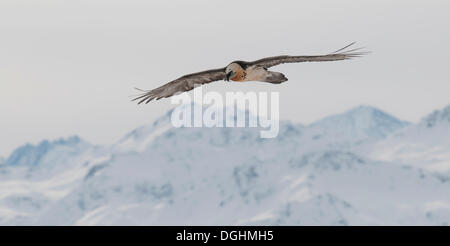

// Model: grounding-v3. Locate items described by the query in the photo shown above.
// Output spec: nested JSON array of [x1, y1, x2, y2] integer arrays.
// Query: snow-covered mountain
[[1, 104, 450, 225], [309, 105, 409, 140], [5, 136, 89, 167], [371, 105, 450, 172], [421, 105, 450, 128]]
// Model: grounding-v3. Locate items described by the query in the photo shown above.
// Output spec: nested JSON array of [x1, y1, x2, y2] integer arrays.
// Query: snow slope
[[1, 104, 450, 225], [371, 105, 450, 172]]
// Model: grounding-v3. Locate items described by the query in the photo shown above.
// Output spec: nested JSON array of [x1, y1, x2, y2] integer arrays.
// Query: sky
[[1, 0, 449, 157]]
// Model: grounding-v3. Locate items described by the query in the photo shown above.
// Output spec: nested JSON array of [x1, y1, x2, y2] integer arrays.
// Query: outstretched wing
[[133, 68, 226, 104], [248, 42, 368, 68]]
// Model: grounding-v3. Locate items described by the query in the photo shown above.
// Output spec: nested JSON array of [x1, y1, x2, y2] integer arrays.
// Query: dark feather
[[248, 43, 369, 68], [132, 68, 226, 104]]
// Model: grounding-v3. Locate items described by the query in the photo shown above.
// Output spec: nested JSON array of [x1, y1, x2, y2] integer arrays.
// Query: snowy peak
[[310, 105, 409, 139], [421, 104, 450, 128], [371, 105, 450, 170], [115, 102, 284, 152], [114, 108, 174, 152], [118, 104, 407, 154], [1, 103, 450, 225], [5, 136, 89, 166]]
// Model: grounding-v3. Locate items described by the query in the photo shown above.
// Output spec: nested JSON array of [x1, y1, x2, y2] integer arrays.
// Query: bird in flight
[[133, 42, 367, 104]]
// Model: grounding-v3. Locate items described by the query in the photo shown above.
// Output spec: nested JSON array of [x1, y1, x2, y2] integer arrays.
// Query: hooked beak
[[225, 71, 232, 81]]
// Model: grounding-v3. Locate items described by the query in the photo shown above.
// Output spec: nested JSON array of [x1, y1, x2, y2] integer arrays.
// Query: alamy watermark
[[170, 87, 280, 138]]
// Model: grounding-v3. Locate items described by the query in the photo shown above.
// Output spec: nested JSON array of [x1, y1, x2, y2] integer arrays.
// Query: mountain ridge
[[4, 104, 408, 162], [4, 136, 88, 167], [1, 104, 450, 225], [309, 105, 409, 140]]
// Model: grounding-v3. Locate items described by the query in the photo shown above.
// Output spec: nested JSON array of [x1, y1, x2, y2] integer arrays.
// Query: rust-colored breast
[[230, 70, 246, 82], [231, 67, 268, 82]]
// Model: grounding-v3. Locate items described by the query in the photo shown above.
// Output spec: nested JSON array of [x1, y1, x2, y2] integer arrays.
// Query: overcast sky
[[1, 0, 449, 156]]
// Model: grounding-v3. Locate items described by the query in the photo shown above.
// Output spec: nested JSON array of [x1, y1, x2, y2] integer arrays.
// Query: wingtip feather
[[331, 42, 370, 59]]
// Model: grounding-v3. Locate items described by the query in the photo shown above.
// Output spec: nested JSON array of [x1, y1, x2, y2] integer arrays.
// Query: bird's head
[[225, 62, 243, 81]]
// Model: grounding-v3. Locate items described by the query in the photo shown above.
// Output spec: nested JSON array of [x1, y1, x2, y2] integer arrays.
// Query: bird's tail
[[264, 71, 288, 84]]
